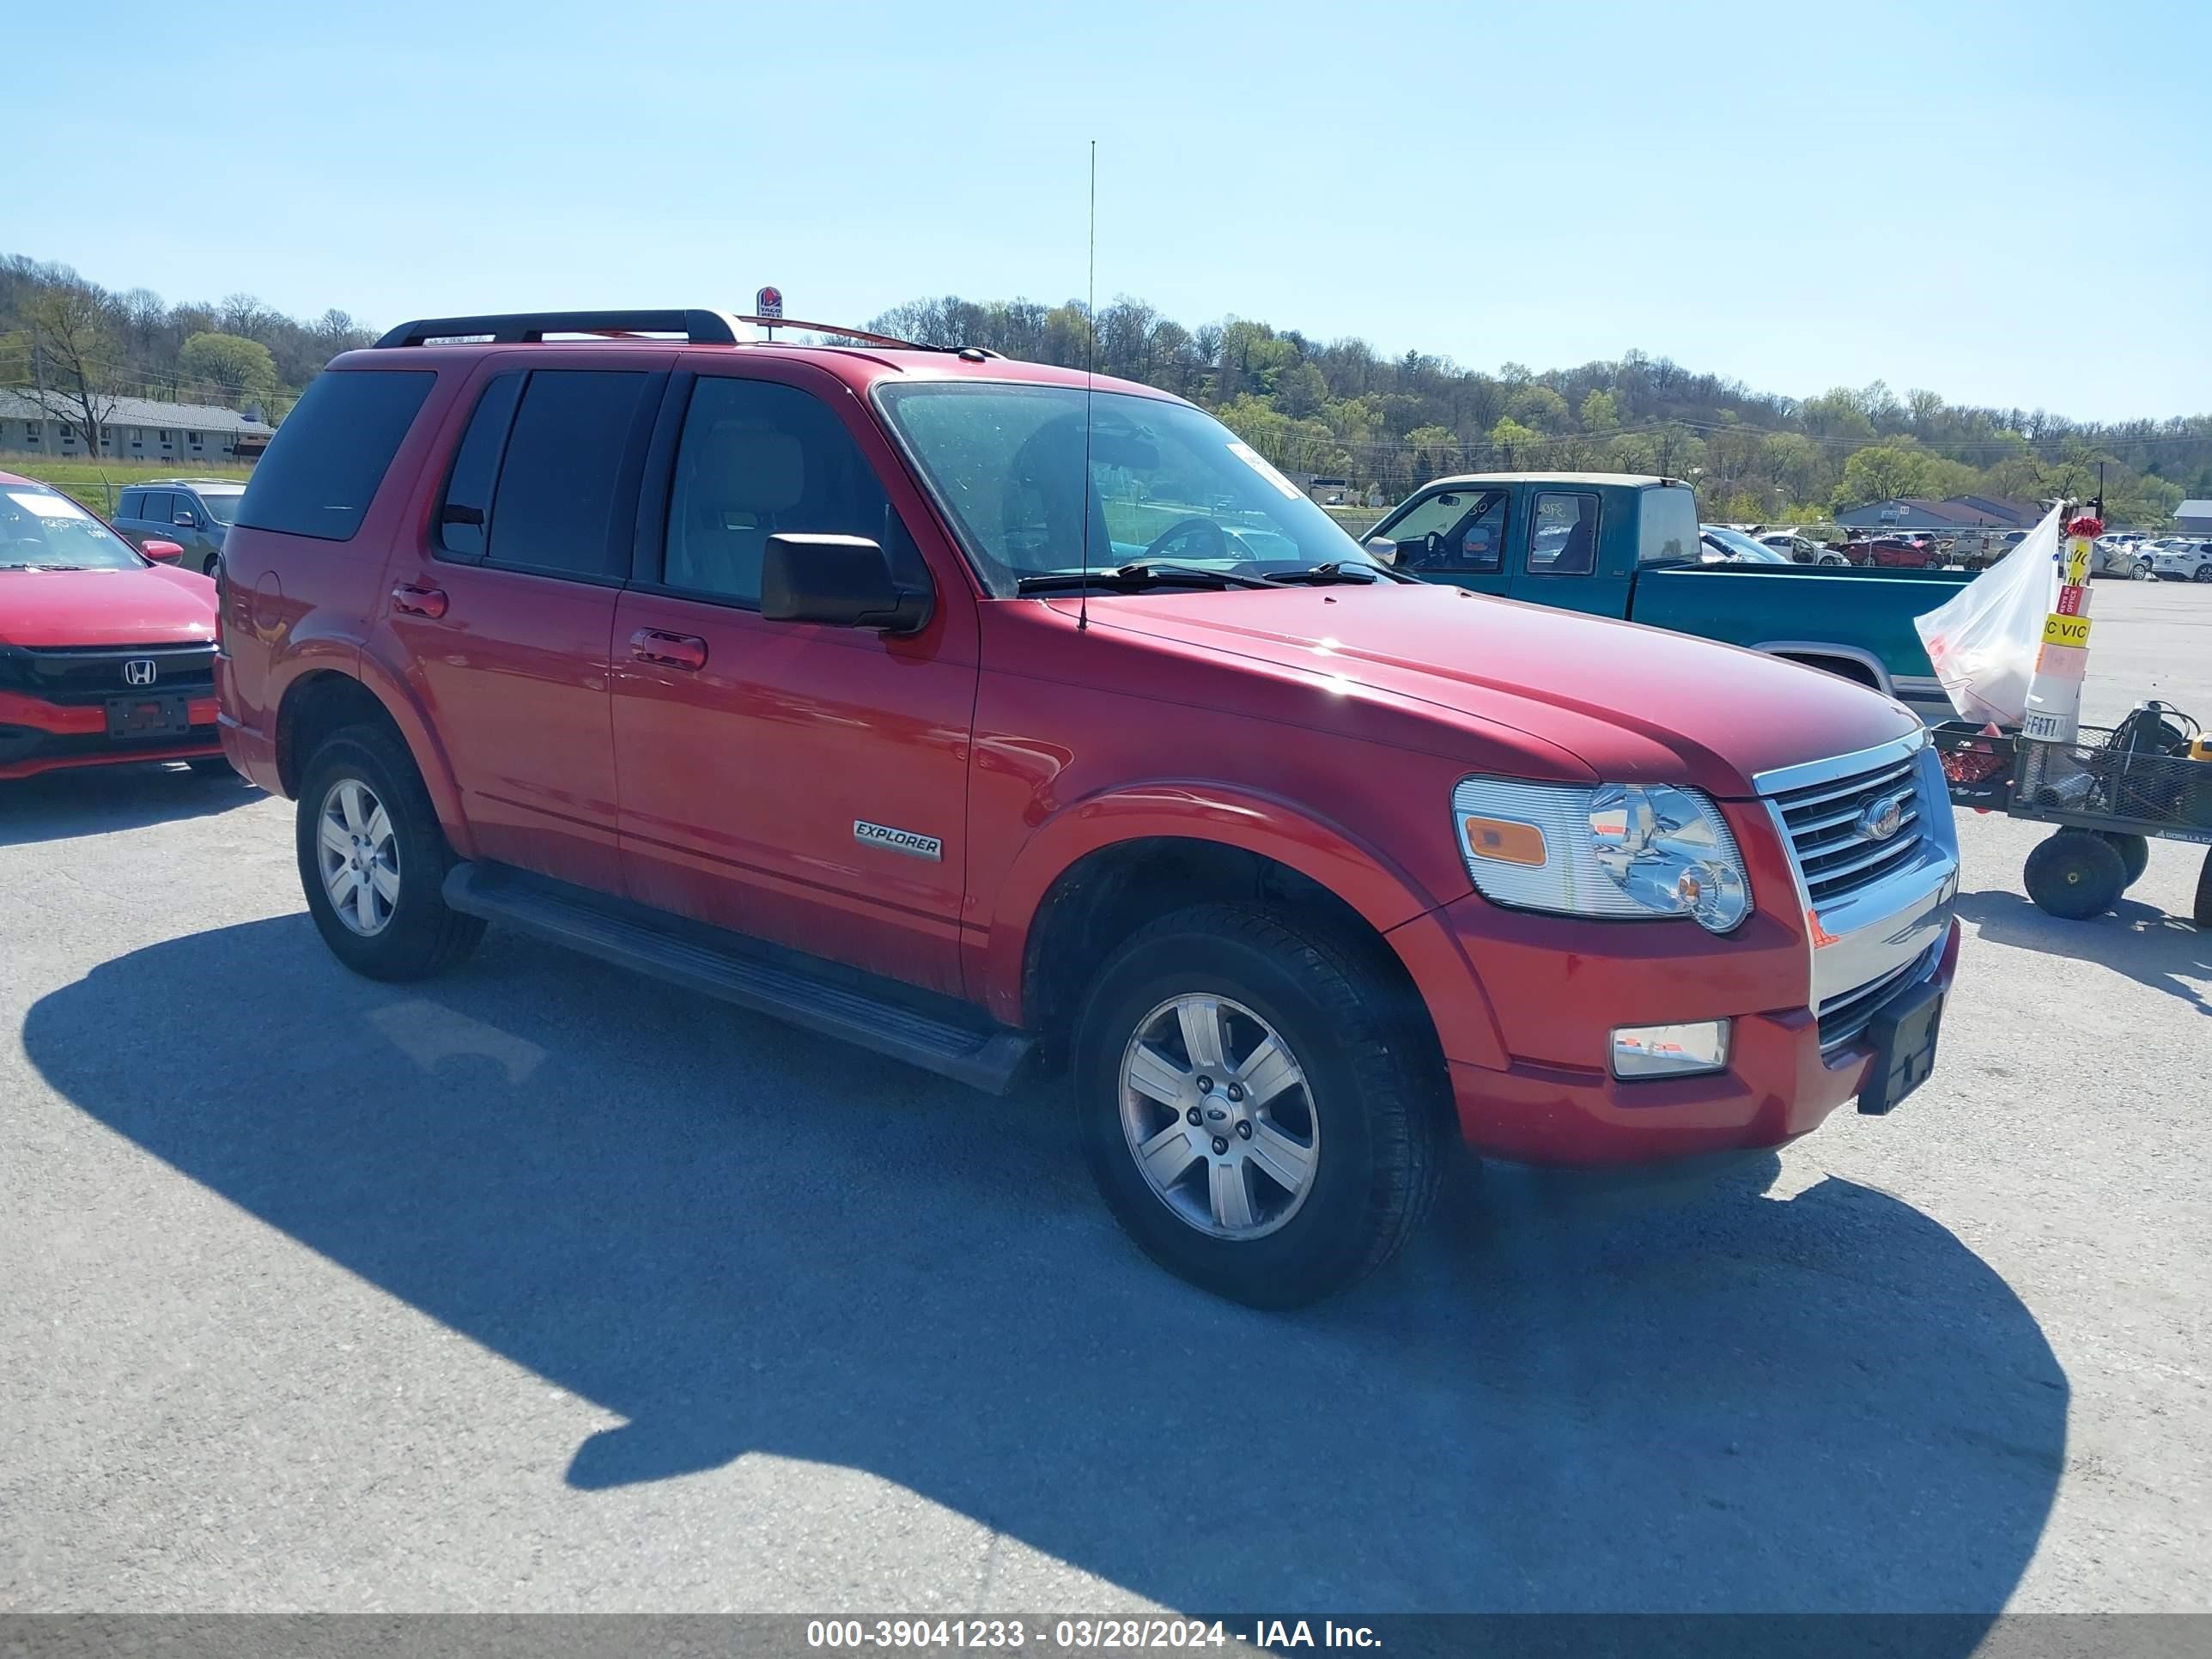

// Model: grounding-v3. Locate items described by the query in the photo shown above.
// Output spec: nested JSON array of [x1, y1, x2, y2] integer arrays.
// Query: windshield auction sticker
[[1225, 441, 1306, 501]]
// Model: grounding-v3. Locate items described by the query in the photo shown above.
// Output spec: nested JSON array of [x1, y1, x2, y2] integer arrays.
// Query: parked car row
[[0, 472, 224, 780], [106, 477, 246, 575]]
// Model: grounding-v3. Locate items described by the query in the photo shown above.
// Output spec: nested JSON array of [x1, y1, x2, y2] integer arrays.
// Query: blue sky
[[13, 0, 2208, 420]]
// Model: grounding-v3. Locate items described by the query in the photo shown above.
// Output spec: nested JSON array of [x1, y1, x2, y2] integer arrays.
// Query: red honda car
[[0, 471, 227, 780]]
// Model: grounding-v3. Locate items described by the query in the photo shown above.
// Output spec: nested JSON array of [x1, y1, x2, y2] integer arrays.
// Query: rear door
[[609, 363, 979, 995], [1510, 487, 1618, 614], [377, 356, 670, 894]]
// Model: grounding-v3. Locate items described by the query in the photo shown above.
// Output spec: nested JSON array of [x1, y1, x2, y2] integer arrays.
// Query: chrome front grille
[[1768, 751, 1924, 906]]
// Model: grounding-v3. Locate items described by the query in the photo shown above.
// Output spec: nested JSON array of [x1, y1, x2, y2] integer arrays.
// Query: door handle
[[630, 628, 708, 671], [391, 583, 449, 618]]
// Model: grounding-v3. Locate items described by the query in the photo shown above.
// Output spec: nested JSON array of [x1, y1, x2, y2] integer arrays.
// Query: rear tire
[[2099, 831, 2151, 889], [1073, 902, 1446, 1308], [2023, 829, 2125, 920], [295, 722, 483, 981]]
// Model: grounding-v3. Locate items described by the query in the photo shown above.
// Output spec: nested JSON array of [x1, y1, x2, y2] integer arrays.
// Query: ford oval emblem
[[1856, 788, 1913, 842]]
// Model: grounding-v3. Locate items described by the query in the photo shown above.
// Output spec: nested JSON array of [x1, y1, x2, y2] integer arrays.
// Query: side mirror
[[760, 534, 931, 634], [1364, 536, 1400, 566], [143, 539, 185, 562], [173, 513, 199, 528]]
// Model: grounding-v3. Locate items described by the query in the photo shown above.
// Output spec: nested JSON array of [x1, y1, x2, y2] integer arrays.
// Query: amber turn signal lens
[[1462, 816, 1547, 866]]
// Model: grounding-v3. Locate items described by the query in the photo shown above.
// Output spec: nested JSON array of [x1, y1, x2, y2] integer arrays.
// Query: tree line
[[4, 253, 2201, 528], [866, 294, 2208, 527], [0, 254, 374, 452]]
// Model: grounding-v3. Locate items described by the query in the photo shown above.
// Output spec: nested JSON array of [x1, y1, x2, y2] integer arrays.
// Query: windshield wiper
[[0, 562, 92, 572], [1016, 561, 1274, 594], [1262, 561, 1407, 586]]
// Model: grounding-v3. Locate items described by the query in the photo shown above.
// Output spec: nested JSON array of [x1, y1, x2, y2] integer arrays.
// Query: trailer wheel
[[2099, 831, 2151, 889], [2024, 830, 2125, 920]]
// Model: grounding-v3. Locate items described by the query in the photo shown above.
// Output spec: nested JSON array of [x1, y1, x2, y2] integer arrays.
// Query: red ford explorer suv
[[0, 471, 226, 781], [217, 309, 1960, 1305]]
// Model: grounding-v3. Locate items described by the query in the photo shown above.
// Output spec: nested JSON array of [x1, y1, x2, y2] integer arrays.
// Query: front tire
[[1073, 903, 1446, 1308], [2024, 829, 2125, 920], [295, 722, 483, 981]]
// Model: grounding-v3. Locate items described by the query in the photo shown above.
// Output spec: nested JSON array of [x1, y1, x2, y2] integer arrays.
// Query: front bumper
[[0, 687, 221, 780], [1442, 915, 1958, 1166], [1391, 734, 1961, 1169]]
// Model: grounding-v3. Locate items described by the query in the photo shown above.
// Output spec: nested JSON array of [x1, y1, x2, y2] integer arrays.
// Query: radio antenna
[[1078, 139, 1096, 632]]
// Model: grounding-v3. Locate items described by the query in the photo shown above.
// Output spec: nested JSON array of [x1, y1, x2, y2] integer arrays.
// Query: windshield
[[198, 489, 246, 525], [0, 485, 148, 571], [876, 383, 1377, 596], [1699, 525, 1790, 563]]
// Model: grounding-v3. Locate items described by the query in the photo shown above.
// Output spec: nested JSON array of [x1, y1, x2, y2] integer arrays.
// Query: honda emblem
[[123, 659, 158, 686]]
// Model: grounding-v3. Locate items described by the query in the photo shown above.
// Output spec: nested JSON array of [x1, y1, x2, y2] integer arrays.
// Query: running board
[[441, 862, 1035, 1095]]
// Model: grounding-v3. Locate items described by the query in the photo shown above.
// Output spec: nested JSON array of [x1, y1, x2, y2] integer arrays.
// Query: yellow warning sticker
[[2065, 543, 2092, 585], [2042, 613, 2093, 647]]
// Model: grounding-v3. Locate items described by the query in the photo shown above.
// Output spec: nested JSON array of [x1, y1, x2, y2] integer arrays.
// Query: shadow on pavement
[[1957, 888, 2209, 1015], [0, 762, 260, 848], [26, 915, 2068, 1619]]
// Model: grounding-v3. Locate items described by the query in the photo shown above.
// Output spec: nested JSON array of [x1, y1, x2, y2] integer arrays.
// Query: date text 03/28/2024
[[805, 1618, 1382, 1650]]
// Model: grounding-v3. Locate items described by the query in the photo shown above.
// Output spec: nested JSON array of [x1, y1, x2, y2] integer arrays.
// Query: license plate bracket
[[1858, 981, 1944, 1115], [104, 693, 191, 740]]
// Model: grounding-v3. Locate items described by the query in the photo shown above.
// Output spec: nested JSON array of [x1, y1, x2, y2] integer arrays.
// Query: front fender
[[977, 781, 1503, 1064]]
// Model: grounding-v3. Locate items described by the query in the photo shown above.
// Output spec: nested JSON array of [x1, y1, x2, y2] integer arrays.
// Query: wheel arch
[[273, 659, 475, 857], [1753, 639, 1891, 693], [988, 787, 1480, 1067]]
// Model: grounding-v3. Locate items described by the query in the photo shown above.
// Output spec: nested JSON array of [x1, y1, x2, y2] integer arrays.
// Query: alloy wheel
[[317, 777, 400, 936], [1118, 994, 1319, 1239]]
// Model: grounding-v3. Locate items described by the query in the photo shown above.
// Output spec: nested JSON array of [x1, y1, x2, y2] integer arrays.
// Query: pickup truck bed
[[1365, 471, 1970, 722]]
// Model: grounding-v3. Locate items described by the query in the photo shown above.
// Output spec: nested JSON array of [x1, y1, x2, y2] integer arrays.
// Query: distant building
[[1836, 495, 2042, 532], [2178, 499, 2212, 534], [0, 391, 275, 464]]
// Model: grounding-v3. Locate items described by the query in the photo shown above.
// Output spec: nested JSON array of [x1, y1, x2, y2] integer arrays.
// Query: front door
[[378, 359, 669, 895], [611, 368, 978, 996], [1370, 485, 1513, 596]]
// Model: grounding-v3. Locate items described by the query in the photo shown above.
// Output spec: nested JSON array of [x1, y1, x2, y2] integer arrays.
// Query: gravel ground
[[2, 582, 2206, 1618]]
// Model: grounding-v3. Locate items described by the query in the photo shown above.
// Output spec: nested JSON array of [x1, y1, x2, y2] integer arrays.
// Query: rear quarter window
[[1638, 483, 1699, 564], [236, 369, 435, 542]]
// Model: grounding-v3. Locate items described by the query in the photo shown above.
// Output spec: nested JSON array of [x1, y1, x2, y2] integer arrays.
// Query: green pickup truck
[[1363, 472, 1970, 723]]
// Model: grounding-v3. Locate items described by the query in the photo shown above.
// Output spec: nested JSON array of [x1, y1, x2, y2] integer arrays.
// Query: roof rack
[[373, 309, 753, 348]]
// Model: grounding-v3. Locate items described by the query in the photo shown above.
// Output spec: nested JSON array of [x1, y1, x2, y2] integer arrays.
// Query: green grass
[[0, 456, 255, 516]]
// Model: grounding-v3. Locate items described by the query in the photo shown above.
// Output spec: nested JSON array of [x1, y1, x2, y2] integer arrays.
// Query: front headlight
[[1453, 777, 1753, 933]]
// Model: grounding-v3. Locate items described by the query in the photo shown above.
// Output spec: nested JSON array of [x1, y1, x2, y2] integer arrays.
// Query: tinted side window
[[485, 370, 650, 578], [237, 369, 434, 542], [117, 489, 144, 520], [139, 491, 172, 525], [663, 376, 922, 606], [436, 372, 524, 560], [1528, 491, 1601, 576]]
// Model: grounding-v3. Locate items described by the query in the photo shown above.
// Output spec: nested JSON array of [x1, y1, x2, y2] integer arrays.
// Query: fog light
[[1610, 1019, 1731, 1079]]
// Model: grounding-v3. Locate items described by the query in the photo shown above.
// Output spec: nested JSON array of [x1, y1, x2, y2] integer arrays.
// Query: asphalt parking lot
[[3, 583, 2207, 1620]]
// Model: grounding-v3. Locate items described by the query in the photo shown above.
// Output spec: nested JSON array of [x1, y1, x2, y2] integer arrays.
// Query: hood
[[0, 564, 218, 649], [1068, 583, 1919, 797]]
